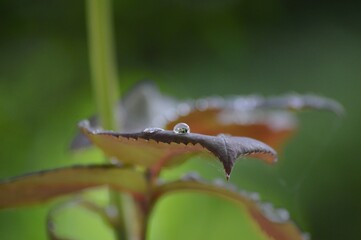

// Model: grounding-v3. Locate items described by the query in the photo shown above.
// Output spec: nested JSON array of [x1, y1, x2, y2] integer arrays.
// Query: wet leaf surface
[[71, 82, 343, 151], [79, 120, 277, 178], [165, 108, 295, 150]]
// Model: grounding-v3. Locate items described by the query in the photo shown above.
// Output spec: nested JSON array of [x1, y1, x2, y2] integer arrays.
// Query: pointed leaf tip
[[79, 121, 277, 178]]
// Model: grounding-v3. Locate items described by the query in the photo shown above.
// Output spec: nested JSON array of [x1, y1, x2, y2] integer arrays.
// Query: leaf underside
[[0, 165, 146, 209], [153, 177, 307, 240], [79, 120, 277, 177]]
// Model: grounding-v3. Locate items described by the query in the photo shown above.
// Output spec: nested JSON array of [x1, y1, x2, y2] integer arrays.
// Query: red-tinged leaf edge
[[152, 174, 309, 240], [79, 120, 277, 179], [0, 165, 147, 209]]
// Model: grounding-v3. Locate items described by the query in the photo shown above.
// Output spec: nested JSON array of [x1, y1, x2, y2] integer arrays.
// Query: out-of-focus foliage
[[0, 165, 147, 209], [0, 0, 360, 239]]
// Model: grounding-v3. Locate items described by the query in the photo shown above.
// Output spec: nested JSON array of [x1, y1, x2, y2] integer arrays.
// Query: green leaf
[[0, 165, 147, 209], [152, 175, 307, 240], [79, 120, 277, 178]]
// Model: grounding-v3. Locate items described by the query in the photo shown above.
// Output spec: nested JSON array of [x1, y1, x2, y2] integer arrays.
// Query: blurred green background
[[0, 0, 360, 239]]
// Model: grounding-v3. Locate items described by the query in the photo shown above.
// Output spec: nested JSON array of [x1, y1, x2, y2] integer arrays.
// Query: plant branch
[[86, 0, 119, 131], [86, 1, 141, 239]]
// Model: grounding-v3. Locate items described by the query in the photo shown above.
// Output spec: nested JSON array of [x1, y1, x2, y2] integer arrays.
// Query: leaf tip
[[225, 173, 230, 181]]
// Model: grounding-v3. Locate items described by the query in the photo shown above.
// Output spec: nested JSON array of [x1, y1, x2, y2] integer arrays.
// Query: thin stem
[[86, 0, 119, 131], [86, 1, 141, 239]]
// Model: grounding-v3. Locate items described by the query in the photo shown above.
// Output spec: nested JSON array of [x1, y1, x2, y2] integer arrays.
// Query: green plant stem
[[86, 0, 119, 130], [86, 1, 141, 239]]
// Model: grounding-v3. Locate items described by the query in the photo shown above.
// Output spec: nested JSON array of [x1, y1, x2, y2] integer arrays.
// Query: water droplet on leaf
[[260, 202, 290, 223], [225, 183, 237, 191], [181, 172, 201, 181], [213, 178, 225, 186], [177, 103, 191, 116], [248, 192, 260, 202], [302, 233, 311, 240], [173, 123, 190, 134], [143, 127, 164, 133], [105, 205, 119, 219]]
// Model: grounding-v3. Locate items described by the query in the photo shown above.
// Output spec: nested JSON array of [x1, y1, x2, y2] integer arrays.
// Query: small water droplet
[[105, 205, 119, 219], [181, 172, 201, 181], [143, 127, 164, 133], [225, 183, 237, 191], [248, 192, 260, 202], [239, 190, 247, 197], [165, 110, 177, 122], [302, 233, 311, 240], [110, 159, 123, 166], [213, 178, 225, 186], [260, 202, 290, 223], [195, 99, 209, 111], [173, 122, 190, 134], [276, 208, 290, 222], [217, 133, 231, 137], [177, 103, 191, 116]]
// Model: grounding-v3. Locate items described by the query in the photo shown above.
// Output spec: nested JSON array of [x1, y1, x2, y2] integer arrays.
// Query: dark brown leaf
[[79, 120, 277, 178]]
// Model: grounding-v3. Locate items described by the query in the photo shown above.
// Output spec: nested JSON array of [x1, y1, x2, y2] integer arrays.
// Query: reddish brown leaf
[[0, 165, 147, 209], [79, 120, 277, 178], [70, 82, 343, 151], [165, 108, 295, 150], [164, 94, 343, 148]]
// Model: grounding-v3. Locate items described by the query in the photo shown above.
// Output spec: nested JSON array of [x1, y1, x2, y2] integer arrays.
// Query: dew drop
[[217, 133, 231, 137], [213, 178, 225, 186], [225, 183, 237, 191], [173, 122, 190, 134], [177, 103, 191, 116], [302, 233, 311, 240], [181, 172, 201, 181], [110, 159, 123, 166], [260, 203, 290, 223], [276, 208, 290, 222], [105, 205, 118, 219], [143, 127, 164, 133], [239, 190, 247, 197], [248, 192, 260, 202], [195, 99, 209, 111]]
